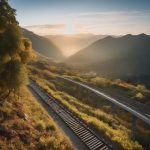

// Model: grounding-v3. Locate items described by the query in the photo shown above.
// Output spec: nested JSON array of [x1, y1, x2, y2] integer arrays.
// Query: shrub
[[135, 92, 144, 100], [46, 123, 56, 131], [136, 85, 146, 93], [36, 120, 46, 131], [90, 77, 110, 87]]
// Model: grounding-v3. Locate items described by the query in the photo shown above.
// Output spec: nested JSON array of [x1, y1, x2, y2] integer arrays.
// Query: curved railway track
[[57, 76, 150, 126], [29, 82, 113, 150]]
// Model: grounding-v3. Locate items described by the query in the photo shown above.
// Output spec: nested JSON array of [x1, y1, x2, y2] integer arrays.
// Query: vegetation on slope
[[0, 1, 73, 149], [29, 61, 150, 150], [66, 74, 150, 105], [29, 60, 150, 105], [0, 87, 73, 150], [0, 0, 33, 106]]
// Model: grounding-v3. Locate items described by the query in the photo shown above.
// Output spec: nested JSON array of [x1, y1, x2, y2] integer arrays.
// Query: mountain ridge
[[65, 33, 150, 83]]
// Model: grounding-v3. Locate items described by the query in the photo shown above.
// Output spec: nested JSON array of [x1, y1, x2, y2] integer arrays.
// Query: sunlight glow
[[64, 22, 75, 35]]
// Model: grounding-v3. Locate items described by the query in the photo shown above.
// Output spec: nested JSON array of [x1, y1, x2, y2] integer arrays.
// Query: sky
[[9, 0, 150, 35]]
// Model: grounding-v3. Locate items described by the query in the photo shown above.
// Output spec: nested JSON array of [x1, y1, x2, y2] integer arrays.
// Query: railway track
[[29, 82, 113, 150], [57, 76, 150, 126]]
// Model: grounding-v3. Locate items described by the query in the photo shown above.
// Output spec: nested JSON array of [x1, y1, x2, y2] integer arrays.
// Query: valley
[[45, 34, 107, 56], [1, 0, 150, 149], [28, 59, 150, 150]]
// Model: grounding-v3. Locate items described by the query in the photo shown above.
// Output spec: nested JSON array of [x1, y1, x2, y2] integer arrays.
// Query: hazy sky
[[10, 0, 150, 35]]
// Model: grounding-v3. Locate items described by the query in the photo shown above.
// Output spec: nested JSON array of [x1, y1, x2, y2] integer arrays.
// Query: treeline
[[0, 0, 33, 105]]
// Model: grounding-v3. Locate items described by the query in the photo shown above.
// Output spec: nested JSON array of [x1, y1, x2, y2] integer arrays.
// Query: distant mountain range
[[45, 34, 107, 56], [66, 34, 150, 84], [22, 29, 150, 84], [22, 28, 65, 61]]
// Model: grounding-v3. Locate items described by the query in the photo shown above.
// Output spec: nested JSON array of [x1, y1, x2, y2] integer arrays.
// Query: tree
[[0, 0, 33, 104], [0, 0, 18, 30]]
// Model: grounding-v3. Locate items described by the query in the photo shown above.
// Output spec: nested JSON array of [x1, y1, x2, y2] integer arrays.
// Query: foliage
[[135, 93, 144, 100], [36, 120, 46, 131], [31, 74, 143, 150], [0, 0, 33, 103], [29, 59, 150, 149], [135, 85, 147, 93], [0, 87, 73, 149], [90, 76, 111, 87], [0, 60, 28, 90], [0, 0, 18, 29]]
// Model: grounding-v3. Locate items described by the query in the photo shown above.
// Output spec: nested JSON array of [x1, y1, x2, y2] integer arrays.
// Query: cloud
[[66, 10, 150, 17], [23, 24, 65, 35], [24, 24, 65, 29], [65, 10, 150, 35], [23, 10, 150, 36]]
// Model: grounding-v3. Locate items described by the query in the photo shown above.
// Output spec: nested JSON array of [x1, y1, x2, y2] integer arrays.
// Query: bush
[[36, 120, 46, 131], [135, 92, 144, 100], [136, 85, 146, 93], [46, 123, 56, 131], [90, 77, 110, 87]]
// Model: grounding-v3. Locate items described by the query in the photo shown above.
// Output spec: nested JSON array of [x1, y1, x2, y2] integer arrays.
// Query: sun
[[64, 22, 75, 35]]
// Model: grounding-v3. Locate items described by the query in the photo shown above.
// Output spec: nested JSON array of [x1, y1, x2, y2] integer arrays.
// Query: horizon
[[23, 28, 149, 37], [10, 0, 150, 36]]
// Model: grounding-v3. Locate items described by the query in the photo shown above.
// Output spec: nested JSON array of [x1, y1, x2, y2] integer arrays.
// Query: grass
[[69, 75, 150, 105], [29, 60, 150, 105], [31, 75, 143, 150], [28, 60, 150, 150], [0, 86, 74, 150]]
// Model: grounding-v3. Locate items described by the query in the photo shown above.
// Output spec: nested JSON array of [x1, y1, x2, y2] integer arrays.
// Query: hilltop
[[66, 34, 150, 84]]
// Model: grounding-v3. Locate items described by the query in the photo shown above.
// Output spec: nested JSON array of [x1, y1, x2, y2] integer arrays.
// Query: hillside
[[0, 87, 73, 149], [45, 34, 107, 56], [66, 34, 150, 84], [28, 60, 150, 150], [22, 28, 65, 61]]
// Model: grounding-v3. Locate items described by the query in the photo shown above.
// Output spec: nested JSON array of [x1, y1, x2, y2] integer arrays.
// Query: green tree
[[0, 0, 18, 29], [0, 0, 33, 104]]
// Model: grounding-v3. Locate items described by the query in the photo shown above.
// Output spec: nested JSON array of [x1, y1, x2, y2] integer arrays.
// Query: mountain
[[22, 28, 65, 61], [45, 34, 107, 56], [66, 34, 150, 84]]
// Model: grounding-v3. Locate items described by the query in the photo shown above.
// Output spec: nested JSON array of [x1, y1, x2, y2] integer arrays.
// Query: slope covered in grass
[[0, 87, 73, 150], [28, 63, 146, 150]]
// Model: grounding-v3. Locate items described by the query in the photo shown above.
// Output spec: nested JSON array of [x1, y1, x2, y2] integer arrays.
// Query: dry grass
[[0, 87, 73, 150], [33, 76, 143, 150]]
